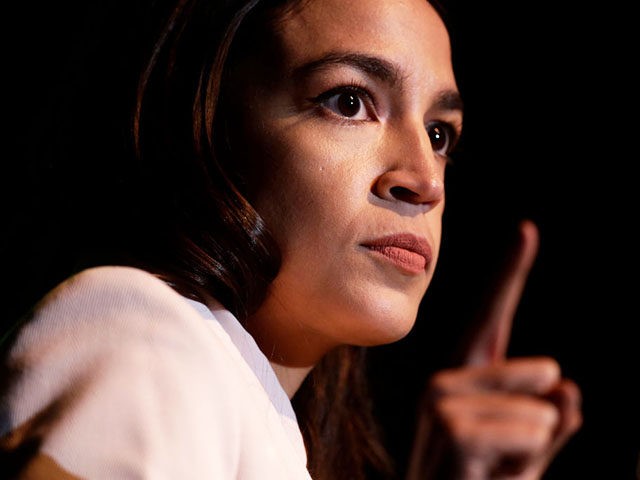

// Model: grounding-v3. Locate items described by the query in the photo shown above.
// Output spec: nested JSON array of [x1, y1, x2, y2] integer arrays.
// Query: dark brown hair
[[132, 0, 283, 320], [132, 0, 446, 478]]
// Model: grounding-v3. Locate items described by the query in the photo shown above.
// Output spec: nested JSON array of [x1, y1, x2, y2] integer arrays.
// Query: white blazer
[[0, 266, 311, 479]]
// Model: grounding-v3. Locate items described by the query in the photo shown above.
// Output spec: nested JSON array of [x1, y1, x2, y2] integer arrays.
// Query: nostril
[[389, 186, 420, 203]]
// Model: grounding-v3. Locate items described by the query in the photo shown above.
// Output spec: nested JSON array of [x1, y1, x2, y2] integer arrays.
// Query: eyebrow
[[292, 51, 464, 114], [432, 90, 464, 115], [292, 52, 403, 88]]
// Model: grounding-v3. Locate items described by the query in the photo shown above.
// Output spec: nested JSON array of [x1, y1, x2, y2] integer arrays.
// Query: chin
[[362, 314, 418, 346], [342, 295, 421, 347]]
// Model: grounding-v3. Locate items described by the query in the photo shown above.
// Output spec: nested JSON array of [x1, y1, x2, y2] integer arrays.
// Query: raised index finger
[[461, 219, 540, 366]]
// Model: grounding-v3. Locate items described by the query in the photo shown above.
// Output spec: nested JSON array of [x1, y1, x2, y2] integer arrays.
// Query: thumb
[[459, 219, 540, 366]]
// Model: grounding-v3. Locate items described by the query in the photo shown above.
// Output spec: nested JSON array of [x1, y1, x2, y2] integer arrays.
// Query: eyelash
[[310, 82, 376, 122], [427, 121, 461, 161], [310, 83, 461, 158]]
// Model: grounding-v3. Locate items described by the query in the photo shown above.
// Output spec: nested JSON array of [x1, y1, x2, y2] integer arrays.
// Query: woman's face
[[238, 0, 462, 365]]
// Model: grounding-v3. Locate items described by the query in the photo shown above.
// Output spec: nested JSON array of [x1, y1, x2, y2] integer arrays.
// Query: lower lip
[[365, 245, 427, 274]]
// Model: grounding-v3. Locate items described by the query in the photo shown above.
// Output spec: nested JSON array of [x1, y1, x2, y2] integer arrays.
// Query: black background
[[3, 1, 638, 479], [369, 2, 638, 479]]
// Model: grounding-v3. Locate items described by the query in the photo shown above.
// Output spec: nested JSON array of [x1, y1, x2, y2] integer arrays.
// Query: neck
[[199, 292, 325, 399], [244, 302, 339, 398]]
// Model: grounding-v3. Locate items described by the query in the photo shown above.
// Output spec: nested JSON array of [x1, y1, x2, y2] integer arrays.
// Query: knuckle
[[536, 356, 561, 383], [527, 421, 553, 450], [428, 369, 454, 397], [537, 401, 560, 426]]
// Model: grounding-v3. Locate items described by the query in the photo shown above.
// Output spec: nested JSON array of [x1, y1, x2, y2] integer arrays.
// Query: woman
[[0, 0, 582, 478]]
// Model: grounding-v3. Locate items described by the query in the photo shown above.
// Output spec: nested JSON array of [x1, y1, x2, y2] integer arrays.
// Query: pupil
[[429, 125, 447, 151], [338, 93, 360, 117]]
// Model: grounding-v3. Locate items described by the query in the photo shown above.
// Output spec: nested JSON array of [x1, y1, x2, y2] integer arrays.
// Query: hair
[[131, 0, 283, 320], [131, 0, 449, 478]]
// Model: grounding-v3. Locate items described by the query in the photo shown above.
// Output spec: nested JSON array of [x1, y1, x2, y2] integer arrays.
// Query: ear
[[459, 219, 540, 366]]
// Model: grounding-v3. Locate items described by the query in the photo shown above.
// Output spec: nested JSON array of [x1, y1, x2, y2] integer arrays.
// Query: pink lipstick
[[361, 233, 432, 274]]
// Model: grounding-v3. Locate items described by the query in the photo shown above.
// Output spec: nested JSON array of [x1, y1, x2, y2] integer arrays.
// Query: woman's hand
[[407, 220, 582, 479]]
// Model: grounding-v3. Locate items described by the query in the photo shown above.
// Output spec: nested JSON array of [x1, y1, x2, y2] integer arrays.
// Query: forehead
[[272, 0, 455, 90]]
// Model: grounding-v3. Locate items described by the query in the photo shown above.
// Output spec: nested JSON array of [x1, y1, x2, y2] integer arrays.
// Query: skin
[[407, 221, 582, 479], [231, 0, 582, 477], [240, 0, 461, 372]]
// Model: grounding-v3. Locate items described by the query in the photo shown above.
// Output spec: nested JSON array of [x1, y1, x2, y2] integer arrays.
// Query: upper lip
[[361, 233, 433, 263]]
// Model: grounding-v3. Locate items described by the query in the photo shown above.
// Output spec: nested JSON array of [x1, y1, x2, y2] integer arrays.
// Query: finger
[[441, 395, 560, 480], [462, 219, 540, 366], [515, 379, 582, 477], [445, 410, 558, 478], [543, 379, 583, 458], [446, 415, 555, 465], [437, 392, 559, 427], [430, 357, 561, 397]]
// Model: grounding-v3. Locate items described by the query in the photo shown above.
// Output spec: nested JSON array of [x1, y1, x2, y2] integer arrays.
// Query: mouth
[[361, 233, 433, 275]]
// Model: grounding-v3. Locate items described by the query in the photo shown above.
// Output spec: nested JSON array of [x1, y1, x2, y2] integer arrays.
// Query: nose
[[372, 122, 445, 209]]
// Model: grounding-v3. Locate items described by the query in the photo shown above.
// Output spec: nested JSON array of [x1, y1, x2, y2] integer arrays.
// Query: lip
[[361, 233, 433, 275]]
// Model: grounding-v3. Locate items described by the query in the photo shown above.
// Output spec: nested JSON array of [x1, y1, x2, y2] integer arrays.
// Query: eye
[[426, 121, 457, 156], [314, 87, 373, 121]]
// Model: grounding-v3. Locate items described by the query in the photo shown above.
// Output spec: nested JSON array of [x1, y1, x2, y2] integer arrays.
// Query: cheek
[[246, 128, 443, 347], [250, 127, 373, 252]]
